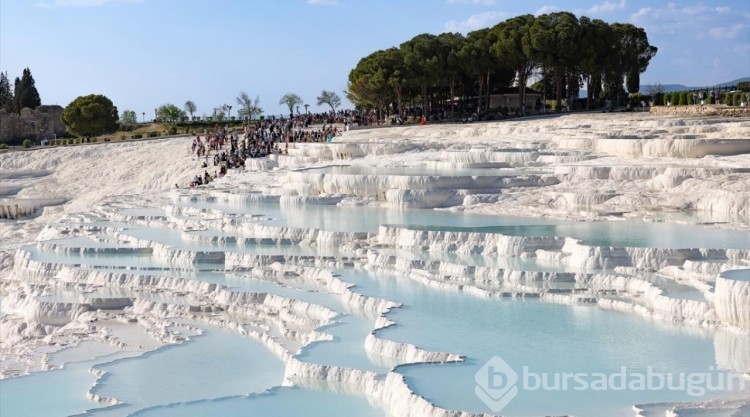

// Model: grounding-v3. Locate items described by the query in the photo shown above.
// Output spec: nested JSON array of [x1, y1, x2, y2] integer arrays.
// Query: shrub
[[67, 138, 74, 145], [678, 92, 687, 106], [120, 135, 127, 140], [131, 133, 142, 139], [22, 139, 32, 148], [0, 143, 6, 149], [652, 92, 664, 106], [168, 126, 177, 135], [148, 131, 159, 138], [91, 137, 98, 143]]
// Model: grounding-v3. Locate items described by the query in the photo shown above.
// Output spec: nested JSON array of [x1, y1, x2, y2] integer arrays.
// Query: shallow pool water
[[89, 324, 285, 417], [396, 219, 750, 249], [336, 268, 749, 416], [0, 358, 119, 417], [722, 269, 750, 281], [7, 194, 749, 417], [175, 199, 750, 248], [135, 386, 385, 417], [300, 164, 534, 177]]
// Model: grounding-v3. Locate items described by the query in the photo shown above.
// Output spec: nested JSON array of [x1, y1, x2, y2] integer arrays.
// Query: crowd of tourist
[[185, 117, 344, 187]]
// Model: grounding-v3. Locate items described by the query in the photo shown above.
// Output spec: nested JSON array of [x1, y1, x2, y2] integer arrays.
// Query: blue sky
[[1, 0, 748, 118]]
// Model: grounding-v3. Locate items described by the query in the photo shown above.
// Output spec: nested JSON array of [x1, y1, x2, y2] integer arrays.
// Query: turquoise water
[[5, 196, 749, 417], [392, 220, 750, 249], [175, 200, 750, 248], [135, 386, 385, 417], [300, 165, 534, 176], [0, 361, 104, 417], [336, 268, 749, 417], [87, 325, 285, 416], [722, 269, 750, 281], [175, 200, 548, 233]]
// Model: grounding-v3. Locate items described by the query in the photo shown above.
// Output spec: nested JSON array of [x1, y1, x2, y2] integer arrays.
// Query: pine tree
[[0, 72, 13, 113], [13, 67, 41, 112]]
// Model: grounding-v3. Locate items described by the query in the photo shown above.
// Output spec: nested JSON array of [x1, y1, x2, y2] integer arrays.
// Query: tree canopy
[[157, 103, 186, 123], [346, 11, 656, 114], [120, 109, 138, 126], [0, 72, 13, 113], [184, 100, 197, 120], [9, 68, 41, 113], [236, 92, 263, 120], [279, 93, 304, 117], [317, 90, 341, 114], [62, 94, 119, 137]]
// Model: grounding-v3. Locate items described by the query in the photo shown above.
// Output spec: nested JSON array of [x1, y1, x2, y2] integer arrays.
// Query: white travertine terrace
[[1, 112, 748, 416]]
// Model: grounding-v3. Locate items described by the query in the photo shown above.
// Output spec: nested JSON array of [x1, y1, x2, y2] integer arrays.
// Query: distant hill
[[640, 77, 750, 93]]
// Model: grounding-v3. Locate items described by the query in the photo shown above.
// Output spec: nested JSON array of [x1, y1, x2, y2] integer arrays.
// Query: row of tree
[[62, 89, 345, 137], [138, 90, 342, 125], [0, 68, 42, 114], [346, 11, 657, 117], [662, 90, 750, 106], [1, 64, 348, 140]]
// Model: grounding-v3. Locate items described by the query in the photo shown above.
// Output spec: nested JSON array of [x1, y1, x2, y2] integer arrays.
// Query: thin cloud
[[444, 11, 507, 33], [307, 0, 337, 5], [733, 43, 750, 55], [46, 0, 141, 6], [446, 0, 497, 5], [631, 7, 652, 21], [630, 3, 748, 38], [535, 5, 560, 16], [584, 0, 626, 15], [708, 23, 746, 40], [536, 1, 625, 17]]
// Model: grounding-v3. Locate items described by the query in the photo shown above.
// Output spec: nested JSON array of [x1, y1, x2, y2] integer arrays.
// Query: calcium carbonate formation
[[0, 112, 748, 416]]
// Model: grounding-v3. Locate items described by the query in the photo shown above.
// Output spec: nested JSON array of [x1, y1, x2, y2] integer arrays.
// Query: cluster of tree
[[347, 12, 657, 117], [235, 92, 263, 121], [0, 68, 42, 114], [145, 92, 265, 125], [662, 90, 750, 107], [61, 88, 345, 139], [61, 94, 119, 137], [279, 90, 342, 116], [147, 90, 341, 125], [121, 110, 138, 126]]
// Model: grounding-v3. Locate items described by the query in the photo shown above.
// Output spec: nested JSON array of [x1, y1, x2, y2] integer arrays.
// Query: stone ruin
[[0, 105, 67, 144]]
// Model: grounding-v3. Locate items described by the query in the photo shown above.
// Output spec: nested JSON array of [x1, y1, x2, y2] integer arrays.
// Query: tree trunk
[[449, 77, 456, 117], [555, 68, 564, 111], [477, 76, 484, 113], [486, 70, 491, 112], [394, 87, 403, 118], [517, 64, 527, 116]]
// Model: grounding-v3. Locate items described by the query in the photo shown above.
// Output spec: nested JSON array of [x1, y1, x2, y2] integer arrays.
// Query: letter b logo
[[475, 356, 519, 412]]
